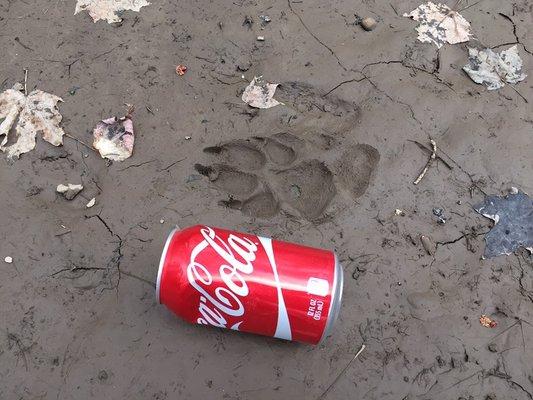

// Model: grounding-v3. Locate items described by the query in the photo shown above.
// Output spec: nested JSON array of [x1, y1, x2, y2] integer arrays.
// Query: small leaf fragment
[[242, 76, 281, 109]]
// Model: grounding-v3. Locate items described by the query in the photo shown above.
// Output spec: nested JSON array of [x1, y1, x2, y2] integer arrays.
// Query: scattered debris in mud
[[463, 45, 527, 90], [75, 0, 150, 23], [93, 106, 135, 161], [259, 15, 271, 26], [175, 64, 187, 76], [432, 207, 447, 224], [420, 234, 436, 255], [403, 2, 471, 48], [474, 189, 532, 258], [242, 76, 281, 109], [0, 83, 65, 159], [57, 183, 84, 200], [479, 315, 497, 328], [2, 1, 532, 398]]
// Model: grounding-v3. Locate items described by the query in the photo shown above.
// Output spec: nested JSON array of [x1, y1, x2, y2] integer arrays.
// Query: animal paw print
[[194, 132, 379, 220]]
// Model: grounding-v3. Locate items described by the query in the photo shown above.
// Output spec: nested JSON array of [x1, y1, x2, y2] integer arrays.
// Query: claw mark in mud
[[195, 132, 379, 220], [6, 331, 30, 371]]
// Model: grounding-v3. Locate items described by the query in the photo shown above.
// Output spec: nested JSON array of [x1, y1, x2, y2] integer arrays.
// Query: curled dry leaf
[[479, 315, 497, 328], [463, 46, 527, 90], [0, 85, 65, 159], [403, 2, 471, 48], [93, 109, 134, 161], [75, 0, 150, 23], [242, 76, 281, 109]]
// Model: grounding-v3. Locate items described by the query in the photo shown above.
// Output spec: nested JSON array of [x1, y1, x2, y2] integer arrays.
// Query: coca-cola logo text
[[187, 227, 258, 330]]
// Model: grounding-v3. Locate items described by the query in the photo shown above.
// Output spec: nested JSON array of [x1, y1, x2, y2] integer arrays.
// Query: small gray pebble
[[361, 17, 377, 31]]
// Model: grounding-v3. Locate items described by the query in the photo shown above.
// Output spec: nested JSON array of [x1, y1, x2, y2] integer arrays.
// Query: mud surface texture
[[1, 1, 532, 399]]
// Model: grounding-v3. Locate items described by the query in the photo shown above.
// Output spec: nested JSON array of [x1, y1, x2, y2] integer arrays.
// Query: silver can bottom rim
[[156, 227, 179, 304], [319, 255, 344, 344]]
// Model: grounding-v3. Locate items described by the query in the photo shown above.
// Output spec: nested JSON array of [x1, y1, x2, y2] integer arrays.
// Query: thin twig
[[413, 139, 436, 185], [121, 270, 156, 288], [64, 133, 95, 152], [93, 43, 125, 60], [457, 0, 486, 13], [317, 344, 366, 400], [158, 157, 187, 172], [50, 266, 107, 277], [407, 140, 453, 170], [507, 84, 529, 104], [432, 370, 482, 395], [23, 69, 28, 96]]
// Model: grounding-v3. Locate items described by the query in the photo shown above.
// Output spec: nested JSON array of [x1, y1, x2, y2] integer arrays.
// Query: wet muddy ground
[[1, 0, 532, 399]]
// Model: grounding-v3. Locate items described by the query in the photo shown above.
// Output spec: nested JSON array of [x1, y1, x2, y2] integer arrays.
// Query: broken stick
[[408, 139, 453, 170], [317, 344, 366, 399], [414, 139, 436, 185], [23, 69, 28, 96], [64, 133, 96, 152]]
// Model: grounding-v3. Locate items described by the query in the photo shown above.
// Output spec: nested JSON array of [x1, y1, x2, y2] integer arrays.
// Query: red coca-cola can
[[156, 225, 343, 344]]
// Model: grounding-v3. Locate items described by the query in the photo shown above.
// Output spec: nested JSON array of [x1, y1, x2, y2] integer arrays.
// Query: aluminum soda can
[[156, 225, 343, 344]]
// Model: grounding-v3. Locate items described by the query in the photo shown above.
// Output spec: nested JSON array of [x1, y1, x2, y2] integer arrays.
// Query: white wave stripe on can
[[258, 236, 292, 340]]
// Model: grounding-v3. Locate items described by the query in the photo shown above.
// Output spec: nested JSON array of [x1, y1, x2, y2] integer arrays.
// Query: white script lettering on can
[[186, 227, 258, 329]]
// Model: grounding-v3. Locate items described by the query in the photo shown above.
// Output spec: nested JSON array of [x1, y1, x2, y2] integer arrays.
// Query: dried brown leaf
[[0, 85, 65, 159]]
